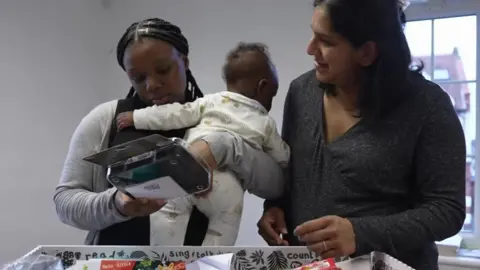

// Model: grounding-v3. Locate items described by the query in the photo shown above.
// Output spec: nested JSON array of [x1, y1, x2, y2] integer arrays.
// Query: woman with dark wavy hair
[[258, 1, 465, 269]]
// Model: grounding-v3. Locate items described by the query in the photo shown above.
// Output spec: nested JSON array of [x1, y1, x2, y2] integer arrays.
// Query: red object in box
[[100, 260, 136, 270], [99, 260, 187, 270], [293, 258, 338, 270]]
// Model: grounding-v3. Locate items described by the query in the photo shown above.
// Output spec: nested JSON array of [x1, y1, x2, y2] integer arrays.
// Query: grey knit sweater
[[266, 70, 466, 270]]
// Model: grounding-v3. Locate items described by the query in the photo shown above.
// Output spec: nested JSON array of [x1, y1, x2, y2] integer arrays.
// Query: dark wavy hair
[[116, 18, 203, 101], [314, 0, 422, 118]]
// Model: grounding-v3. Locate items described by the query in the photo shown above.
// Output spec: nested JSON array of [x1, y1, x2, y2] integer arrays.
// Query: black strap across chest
[[97, 97, 208, 246]]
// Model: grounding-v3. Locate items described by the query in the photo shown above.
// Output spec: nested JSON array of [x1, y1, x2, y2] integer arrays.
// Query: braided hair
[[116, 18, 203, 101]]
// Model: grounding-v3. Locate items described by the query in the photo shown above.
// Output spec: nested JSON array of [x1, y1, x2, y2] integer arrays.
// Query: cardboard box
[[23, 245, 414, 270]]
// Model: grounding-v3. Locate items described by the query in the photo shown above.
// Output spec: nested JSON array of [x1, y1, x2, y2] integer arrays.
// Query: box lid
[[83, 134, 175, 166]]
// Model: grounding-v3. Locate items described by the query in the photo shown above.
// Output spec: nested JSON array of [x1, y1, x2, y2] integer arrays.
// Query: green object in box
[[83, 134, 211, 199], [130, 164, 163, 182]]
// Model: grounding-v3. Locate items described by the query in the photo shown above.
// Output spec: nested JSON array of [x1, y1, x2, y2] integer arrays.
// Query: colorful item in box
[[81, 259, 186, 270], [293, 258, 339, 270]]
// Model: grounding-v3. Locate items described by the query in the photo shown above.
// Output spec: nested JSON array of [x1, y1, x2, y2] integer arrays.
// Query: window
[[422, 71, 432, 80], [434, 68, 450, 80], [405, 14, 478, 239]]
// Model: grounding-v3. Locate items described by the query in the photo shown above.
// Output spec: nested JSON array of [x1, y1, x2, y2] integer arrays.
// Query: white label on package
[[125, 176, 187, 199]]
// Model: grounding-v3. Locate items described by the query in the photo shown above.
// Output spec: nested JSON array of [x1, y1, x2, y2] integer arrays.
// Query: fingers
[[140, 199, 165, 213], [294, 215, 334, 236], [298, 227, 336, 244], [308, 239, 338, 256], [260, 230, 288, 246], [154, 199, 166, 207], [258, 217, 284, 246], [116, 118, 128, 130], [119, 192, 133, 202], [257, 208, 290, 246], [116, 113, 133, 130], [116, 114, 124, 123], [116, 117, 124, 130], [297, 216, 355, 259], [117, 121, 124, 130], [319, 250, 337, 260], [281, 239, 289, 246], [259, 228, 283, 245], [273, 214, 288, 235], [124, 197, 166, 216]]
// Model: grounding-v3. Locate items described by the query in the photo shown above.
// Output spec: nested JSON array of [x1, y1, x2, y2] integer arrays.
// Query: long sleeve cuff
[[133, 109, 149, 130]]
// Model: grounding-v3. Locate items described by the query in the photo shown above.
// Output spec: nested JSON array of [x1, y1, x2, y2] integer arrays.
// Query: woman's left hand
[[294, 216, 356, 259]]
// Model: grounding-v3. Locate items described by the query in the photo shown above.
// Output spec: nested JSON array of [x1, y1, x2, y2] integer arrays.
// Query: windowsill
[[436, 234, 480, 254], [439, 255, 480, 268], [437, 240, 480, 268], [461, 235, 480, 250]]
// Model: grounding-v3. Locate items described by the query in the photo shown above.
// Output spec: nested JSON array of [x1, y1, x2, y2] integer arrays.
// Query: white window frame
[[406, 0, 480, 248]]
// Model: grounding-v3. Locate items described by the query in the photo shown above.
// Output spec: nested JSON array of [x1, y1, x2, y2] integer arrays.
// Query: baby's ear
[[257, 78, 268, 92], [182, 55, 190, 70]]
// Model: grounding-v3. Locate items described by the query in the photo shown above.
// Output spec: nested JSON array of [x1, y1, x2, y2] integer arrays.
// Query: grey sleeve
[[202, 132, 285, 200], [349, 90, 466, 256], [53, 103, 131, 231]]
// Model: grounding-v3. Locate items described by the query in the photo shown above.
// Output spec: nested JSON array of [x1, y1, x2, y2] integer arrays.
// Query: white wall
[[0, 0, 314, 263], [101, 0, 315, 247], [0, 0, 111, 264]]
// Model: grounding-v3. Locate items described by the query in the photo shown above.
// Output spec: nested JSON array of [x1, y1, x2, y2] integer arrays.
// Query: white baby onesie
[[132, 91, 290, 246], [133, 91, 290, 166]]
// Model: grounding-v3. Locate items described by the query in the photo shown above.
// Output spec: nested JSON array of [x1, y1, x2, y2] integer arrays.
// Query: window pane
[[438, 82, 476, 232], [433, 16, 477, 81], [405, 20, 432, 79]]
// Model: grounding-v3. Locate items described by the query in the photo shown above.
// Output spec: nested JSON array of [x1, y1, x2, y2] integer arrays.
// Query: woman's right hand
[[114, 191, 166, 217], [257, 207, 289, 246]]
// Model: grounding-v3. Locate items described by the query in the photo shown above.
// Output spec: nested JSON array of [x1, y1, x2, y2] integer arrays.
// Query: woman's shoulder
[[290, 69, 317, 90], [405, 74, 455, 113], [82, 100, 118, 123], [75, 100, 118, 140], [388, 74, 459, 130], [286, 69, 319, 102]]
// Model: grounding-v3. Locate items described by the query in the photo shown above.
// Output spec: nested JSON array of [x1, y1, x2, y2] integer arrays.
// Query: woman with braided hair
[[53, 18, 285, 246]]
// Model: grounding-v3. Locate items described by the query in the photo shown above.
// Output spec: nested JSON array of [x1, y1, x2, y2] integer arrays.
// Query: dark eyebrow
[[126, 57, 173, 74]]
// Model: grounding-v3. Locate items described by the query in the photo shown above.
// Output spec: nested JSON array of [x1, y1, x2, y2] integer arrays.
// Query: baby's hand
[[116, 112, 134, 130]]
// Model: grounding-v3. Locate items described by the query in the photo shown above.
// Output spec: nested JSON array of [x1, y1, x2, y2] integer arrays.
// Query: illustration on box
[[67, 256, 341, 270], [30, 246, 414, 270], [36, 246, 351, 270], [68, 259, 189, 270]]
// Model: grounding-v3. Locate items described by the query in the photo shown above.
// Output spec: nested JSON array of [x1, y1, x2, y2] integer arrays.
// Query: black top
[[98, 96, 208, 246], [267, 70, 466, 270]]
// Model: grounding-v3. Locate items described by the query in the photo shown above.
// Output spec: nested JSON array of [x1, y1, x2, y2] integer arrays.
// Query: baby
[[116, 42, 289, 246]]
